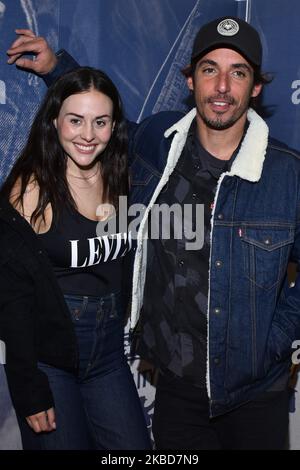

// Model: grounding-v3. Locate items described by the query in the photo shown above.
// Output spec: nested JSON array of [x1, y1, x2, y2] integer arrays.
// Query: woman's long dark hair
[[0, 67, 128, 225]]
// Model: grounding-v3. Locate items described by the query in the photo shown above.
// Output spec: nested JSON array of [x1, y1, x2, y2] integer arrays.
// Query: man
[[7, 17, 300, 449]]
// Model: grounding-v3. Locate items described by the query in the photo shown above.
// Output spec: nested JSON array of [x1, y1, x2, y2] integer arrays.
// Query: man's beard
[[198, 93, 250, 130], [201, 113, 240, 130]]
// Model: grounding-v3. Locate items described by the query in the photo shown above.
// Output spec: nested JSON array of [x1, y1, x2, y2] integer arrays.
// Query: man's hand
[[26, 407, 56, 433], [7, 29, 57, 75]]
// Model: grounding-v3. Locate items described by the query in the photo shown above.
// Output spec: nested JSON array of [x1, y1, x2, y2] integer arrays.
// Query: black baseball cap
[[190, 16, 262, 67]]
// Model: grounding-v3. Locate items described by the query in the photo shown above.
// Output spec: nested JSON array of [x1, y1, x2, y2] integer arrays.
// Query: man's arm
[[270, 224, 300, 361], [7, 29, 139, 143], [7, 29, 79, 86]]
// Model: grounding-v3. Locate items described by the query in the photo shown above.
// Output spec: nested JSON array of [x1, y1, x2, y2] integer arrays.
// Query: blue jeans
[[18, 292, 151, 450]]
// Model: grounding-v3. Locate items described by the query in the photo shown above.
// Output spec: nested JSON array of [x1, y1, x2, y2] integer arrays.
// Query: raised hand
[[7, 29, 57, 74]]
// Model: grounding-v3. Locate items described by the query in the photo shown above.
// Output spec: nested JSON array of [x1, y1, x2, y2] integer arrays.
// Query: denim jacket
[[46, 53, 300, 417], [129, 107, 300, 417]]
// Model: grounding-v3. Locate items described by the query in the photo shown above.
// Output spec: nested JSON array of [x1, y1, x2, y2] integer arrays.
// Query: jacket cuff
[[5, 366, 54, 418], [42, 49, 80, 87]]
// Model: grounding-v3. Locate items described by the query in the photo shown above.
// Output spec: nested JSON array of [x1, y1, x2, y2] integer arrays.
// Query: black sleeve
[[42, 49, 80, 87], [0, 260, 54, 417]]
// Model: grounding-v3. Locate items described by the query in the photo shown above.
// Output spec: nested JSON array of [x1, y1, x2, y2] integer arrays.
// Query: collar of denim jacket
[[165, 107, 269, 183]]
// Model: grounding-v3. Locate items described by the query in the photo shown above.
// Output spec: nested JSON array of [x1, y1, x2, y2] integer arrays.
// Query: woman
[[0, 67, 151, 450]]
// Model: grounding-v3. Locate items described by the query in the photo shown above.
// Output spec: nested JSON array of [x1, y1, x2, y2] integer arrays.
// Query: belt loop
[[111, 292, 116, 313], [83, 295, 89, 309]]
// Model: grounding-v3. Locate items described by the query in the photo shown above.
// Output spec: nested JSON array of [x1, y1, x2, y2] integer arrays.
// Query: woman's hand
[[26, 407, 56, 433], [7, 29, 57, 74]]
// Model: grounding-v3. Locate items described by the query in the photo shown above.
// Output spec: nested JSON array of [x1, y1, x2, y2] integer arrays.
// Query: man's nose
[[215, 72, 230, 94]]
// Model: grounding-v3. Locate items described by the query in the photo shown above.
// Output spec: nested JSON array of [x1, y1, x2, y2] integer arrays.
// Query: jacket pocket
[[129, 154, 160, 208], [130, 154, 156, 187], [241, 226, 294, 290], [265, 321, 294, 372]]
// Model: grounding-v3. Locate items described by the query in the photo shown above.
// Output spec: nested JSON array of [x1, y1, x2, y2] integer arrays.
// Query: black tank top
[[37, 207, 132, 296]]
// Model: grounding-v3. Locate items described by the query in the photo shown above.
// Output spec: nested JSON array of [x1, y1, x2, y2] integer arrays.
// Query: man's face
[[187, 48, 262, 130]]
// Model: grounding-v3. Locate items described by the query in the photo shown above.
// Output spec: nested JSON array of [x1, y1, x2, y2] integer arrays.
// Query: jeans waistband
[[64, 291, 121, 306]]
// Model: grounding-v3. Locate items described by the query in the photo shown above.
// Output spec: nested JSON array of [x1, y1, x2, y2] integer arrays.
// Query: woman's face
[[54, 88, 114, 172]]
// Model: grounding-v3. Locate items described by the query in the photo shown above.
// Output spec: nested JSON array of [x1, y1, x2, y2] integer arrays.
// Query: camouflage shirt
[[138, 120, 238, 386]]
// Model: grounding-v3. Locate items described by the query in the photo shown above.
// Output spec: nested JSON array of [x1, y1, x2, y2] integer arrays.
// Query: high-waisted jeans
[[17, 292, 151, 450]]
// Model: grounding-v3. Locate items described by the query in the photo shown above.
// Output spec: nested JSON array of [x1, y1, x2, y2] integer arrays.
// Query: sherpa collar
[[164, 107, 269, 183]]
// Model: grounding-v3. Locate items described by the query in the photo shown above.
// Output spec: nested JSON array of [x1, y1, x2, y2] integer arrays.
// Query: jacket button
[[215, 260, 222, 268], [213, 307, 221, 314], [178, 260, 184, 267], [12, 217, 16, 222], [214, 357, 221, 365], [217, 213, 224, 220], [264, 238, 271, 245]]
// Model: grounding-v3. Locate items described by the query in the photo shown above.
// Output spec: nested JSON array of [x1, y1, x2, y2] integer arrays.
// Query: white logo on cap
[[217, 19, 239, 37]]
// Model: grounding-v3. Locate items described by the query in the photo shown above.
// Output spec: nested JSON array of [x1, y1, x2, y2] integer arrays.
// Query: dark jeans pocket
[[65, 296, 88, 322], [101, 293, 124, 326]]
